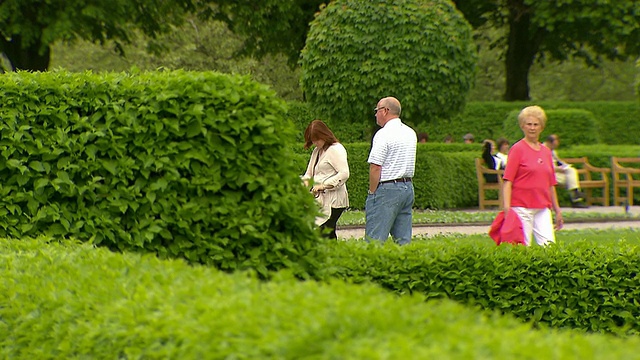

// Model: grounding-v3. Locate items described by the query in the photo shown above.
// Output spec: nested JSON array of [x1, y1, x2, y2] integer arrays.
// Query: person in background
[[443, 134, 453, 143], [366, 96, 417, 245], [463, 133, 475, 144], [481, 139, 503, 183], [495, 137, 510, 166], [543, 134, 587, 208], [301, 120, 350, 239], [418, 132, 429, 143], [503, 106, 563, 246]]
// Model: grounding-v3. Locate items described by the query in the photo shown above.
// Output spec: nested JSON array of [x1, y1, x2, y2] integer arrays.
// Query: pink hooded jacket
[[489, 209, 526, 245]]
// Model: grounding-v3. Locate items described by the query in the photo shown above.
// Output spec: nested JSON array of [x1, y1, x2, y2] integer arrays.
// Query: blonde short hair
[[518, 105, 547, 129]]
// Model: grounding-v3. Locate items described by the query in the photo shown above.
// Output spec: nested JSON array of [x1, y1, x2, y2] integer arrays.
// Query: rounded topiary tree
[[300, 0, 477, 137]]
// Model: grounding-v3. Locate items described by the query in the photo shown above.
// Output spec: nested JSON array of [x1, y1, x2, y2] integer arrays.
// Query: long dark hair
[[304, 120, 339, 150]]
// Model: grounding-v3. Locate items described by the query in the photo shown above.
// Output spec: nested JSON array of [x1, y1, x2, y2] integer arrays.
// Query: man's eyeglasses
[[374, 107, 388, 114]]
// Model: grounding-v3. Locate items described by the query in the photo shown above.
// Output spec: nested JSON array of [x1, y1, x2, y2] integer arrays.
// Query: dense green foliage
[[0, 0, 195, 71], [300, 0, 477, 131], [453, 0, 640, 100], [502, 109, 601, 147], [292, 144, 640, 209], [637, 58, 640, 97], [0, 70, 320, 276], [286, 101, 640, 145], [319, 230, 640, 335], [305, 143, 477, 210], [48, 28, 639, 104], [4, 237, 640, 358], [48, 19, 304, 102]]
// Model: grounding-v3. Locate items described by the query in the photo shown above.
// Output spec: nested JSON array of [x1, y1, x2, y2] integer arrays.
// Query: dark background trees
[[3, 0, 639, 102], [0, 0, 195, 71], [453, 0, 640, 100]]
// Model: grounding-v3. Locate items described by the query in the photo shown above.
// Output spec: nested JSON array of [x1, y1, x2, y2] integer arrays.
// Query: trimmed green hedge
[[285, 101, 374, 144], [503, 109, 601, 147], [319, 232, 640, 335], [293, 144, 640, 209], [301, 143, 478, 210], [287, 101, 640, 145], [0, 70, 321, 276], [3, 237, 640, 358]]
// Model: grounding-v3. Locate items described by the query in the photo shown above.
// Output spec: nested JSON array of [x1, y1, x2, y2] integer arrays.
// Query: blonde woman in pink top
[[503, 106, 563, 246]]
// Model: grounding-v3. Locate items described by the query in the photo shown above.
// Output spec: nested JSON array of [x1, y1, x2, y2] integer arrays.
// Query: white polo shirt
[[368, 118, 417, 182]]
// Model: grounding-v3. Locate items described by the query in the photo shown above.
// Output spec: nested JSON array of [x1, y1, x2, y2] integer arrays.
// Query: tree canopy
[[3, 0, 638, 102], [0, 0, 194, 71], [300, 0, 476, 132], [452, 0, 640, 100]]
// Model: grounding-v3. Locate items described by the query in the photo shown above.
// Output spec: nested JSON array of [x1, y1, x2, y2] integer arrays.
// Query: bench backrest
[[563, 156, 610, 181], [475, 158, 504, 186]]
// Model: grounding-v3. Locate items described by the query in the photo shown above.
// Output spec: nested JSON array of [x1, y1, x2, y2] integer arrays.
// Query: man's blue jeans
[[365, 181, 414, 245]]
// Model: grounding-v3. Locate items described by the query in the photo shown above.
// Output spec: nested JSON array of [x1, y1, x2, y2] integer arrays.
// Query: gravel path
[[337, 220, 640, 239], [337, 206, 640, 240]]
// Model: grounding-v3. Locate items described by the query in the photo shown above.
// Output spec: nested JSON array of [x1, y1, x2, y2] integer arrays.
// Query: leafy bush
[[286, 100, 640, 145], [316, 143, 478, 210], [3, 237, 640, 358], [502, 109, 601, 146], [292, 143, 640, 209], [300, 0, 477, 132], [319, 233, 640, 335], [0, 70, 321, 277]]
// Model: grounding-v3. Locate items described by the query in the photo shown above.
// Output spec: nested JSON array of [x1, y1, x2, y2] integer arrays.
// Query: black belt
[[379, 177, 412, 185]]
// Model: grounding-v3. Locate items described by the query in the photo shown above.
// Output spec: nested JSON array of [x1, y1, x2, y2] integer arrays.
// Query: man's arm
[[369, 163, 382, 194]]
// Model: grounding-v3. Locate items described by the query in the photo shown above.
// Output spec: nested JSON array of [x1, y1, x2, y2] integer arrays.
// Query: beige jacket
[[302, 143, 350, 224]]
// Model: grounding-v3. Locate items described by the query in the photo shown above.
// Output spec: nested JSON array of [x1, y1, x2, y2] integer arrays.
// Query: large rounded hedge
[[0, 70, 321, 278], [300, 0, 477, 135]]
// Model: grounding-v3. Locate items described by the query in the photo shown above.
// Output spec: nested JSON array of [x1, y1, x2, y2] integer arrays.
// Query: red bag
[[489, 209, 525, 245]]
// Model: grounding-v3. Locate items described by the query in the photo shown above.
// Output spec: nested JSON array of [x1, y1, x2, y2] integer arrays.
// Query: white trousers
[[555, 166, 579, 190], [512, 207, 555, 246]]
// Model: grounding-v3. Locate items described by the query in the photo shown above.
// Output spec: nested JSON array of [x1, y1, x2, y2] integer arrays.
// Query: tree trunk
[[1, 35, 51, 71], [503, 0, 542, 101]]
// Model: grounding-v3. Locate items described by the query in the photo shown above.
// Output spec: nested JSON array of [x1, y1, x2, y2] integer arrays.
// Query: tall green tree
[[0, 0, 194, 71], [208, 0, 324, 66], [453, 0, 640, 100]]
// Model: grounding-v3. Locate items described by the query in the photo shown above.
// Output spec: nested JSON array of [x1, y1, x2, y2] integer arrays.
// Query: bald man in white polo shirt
[[365, 97, 417, 245]]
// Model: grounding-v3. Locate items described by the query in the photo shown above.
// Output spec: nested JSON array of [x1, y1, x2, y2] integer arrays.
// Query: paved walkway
[[337, 206, 640, 240]]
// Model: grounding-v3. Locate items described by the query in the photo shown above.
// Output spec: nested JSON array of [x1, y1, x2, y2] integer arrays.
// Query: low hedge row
[[3, 237, 640, 358], [293, 144, 640, 210], [318, 231, 640, 335], [503, 109, 601, 147], [0, 70, 321, 277], [286, 100, 640, 145], [293, 143, 479, 210]]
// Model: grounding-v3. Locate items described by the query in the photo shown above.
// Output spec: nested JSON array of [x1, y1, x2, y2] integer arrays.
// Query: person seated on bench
[[543, 134, 587, 208], [495, 137, 510, 166], [481, 139, 504, 183]]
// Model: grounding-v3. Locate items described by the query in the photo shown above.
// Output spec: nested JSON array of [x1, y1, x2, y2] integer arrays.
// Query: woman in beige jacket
[[301, 120, 350, 239]]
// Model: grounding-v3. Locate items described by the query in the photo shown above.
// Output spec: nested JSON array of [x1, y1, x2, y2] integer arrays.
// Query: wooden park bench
[[475, 158, 504, 210], [611, 157, 640, 206], [560, 157, 610, 206]]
